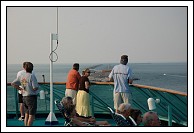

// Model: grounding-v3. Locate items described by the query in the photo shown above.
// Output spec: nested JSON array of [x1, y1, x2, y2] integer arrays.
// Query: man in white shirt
[[108, 55, 133, 113], [15, 62, 35, 121], [16, 62, 27, 121], [12, 62, 39, 126]]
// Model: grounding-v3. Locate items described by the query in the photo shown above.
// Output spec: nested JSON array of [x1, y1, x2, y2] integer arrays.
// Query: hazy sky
[[6, 5, 189, 64]]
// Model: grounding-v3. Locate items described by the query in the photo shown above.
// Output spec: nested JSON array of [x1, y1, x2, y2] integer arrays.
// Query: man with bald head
[[142, 111, 161, 126]]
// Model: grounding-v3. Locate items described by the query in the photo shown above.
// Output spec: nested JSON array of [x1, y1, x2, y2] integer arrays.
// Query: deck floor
[[7, 117, 116, 127]]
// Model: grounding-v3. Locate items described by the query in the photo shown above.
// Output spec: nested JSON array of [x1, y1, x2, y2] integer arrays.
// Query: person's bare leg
[[24, 113, 29, 126], [27, 115, 35, 126], [20, 103, 24, 117]]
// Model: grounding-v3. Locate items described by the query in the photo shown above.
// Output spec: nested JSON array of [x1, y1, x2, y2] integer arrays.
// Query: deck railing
[[7, 82, 187, 126]]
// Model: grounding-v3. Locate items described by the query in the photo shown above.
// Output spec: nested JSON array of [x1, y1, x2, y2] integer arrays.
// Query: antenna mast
[[57, 7, 58, 44], [45, 7, 59, 125]]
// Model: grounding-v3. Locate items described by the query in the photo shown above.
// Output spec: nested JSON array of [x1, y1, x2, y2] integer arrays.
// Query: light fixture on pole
[[147, 97, 160, 111]]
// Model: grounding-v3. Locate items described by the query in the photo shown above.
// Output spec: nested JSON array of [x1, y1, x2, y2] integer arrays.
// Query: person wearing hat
[[65, 63, 81, 104], [108, 55, 133, 113]]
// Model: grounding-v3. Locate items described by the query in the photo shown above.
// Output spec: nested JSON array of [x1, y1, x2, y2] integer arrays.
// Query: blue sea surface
[[7, 62, 187, 93]]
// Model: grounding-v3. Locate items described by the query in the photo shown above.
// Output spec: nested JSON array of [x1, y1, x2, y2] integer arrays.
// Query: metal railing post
[[91, 95, 94, 117], [168, 105, 172, 126], [14, 88, 19, 119]]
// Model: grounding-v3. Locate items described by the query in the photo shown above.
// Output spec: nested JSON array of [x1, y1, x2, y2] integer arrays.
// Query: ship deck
[[5, 82, 188, 131], [7, 115, 116, 127]]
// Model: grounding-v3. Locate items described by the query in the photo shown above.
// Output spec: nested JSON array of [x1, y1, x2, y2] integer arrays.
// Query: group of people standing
[[64, 54, 160, 126], [11, 54, 160, 126], [65, 63, 92, 118], [64, 63, 111, 126], [11, 62, 39, 126], [65, 55, 133, 119]]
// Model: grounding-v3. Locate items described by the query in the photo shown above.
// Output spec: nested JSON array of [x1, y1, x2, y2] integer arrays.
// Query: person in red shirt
[[65, 63, 81, 104]]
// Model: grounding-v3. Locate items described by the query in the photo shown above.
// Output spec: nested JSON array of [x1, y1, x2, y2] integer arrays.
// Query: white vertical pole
[[50, 33, 54, 113], [45, 33, 58, 125]]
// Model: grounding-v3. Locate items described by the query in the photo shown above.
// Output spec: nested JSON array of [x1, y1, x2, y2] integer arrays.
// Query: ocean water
[[7, 62, 187, 93]]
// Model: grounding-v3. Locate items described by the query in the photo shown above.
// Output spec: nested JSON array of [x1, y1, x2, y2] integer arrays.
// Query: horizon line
[[7, 61, 187, 65]]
